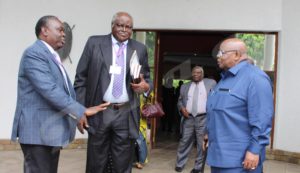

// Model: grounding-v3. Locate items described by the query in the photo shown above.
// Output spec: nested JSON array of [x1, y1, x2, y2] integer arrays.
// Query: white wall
[[3, 0, 299, 153], [274, 0, 300, 152]]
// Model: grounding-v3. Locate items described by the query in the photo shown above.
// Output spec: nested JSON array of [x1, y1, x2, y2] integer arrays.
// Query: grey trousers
[[175, 115, 206, 170]]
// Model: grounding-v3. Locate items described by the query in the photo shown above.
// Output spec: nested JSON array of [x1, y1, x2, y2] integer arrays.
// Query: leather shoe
[[190, 169, 202, 173], [175, 166, 183, 172]]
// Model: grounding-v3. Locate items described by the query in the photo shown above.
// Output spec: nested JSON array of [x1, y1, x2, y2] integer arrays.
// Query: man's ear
[[234, 51, 240, 61], [41, 27, 48, 37]]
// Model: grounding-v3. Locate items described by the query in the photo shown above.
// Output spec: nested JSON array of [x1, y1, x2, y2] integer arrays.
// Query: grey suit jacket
[[11, 40, 85, 147], [177, 78, 216, 111], [74, 34, 152, 139]]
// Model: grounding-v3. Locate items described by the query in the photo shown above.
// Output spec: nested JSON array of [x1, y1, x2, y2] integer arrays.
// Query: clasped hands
[[77, 102, 110, 134]]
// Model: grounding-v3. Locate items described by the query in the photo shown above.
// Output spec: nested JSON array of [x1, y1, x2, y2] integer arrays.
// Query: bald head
[[221, 38, 247, 56], [217, 38, 249, 70]]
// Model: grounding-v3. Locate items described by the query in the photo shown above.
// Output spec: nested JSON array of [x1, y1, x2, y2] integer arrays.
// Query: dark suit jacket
[[74, 34, 152, 139]]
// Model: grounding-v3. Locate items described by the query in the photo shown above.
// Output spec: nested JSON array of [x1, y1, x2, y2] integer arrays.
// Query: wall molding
[[1, 139, 299, 165], [0, 139, 87, 150], [266, 148, 300, 164]]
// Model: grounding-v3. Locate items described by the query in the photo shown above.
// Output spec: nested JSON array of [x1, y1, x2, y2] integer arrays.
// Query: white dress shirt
[[103, 36, 129, 103], [186, 81, 207, 116]]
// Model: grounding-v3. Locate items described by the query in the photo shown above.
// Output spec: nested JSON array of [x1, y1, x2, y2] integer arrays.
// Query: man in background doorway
[[175, 66, 216, 173]]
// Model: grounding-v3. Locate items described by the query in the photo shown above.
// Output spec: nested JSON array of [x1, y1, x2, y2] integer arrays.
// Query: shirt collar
[[111, 35, 128, 46], [221, 60, 248, 78], [40, 40, 56, 55], [192, 80, 203, 85]]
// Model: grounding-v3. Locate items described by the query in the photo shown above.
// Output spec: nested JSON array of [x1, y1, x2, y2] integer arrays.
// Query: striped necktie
[[112, 43, 126, 98]]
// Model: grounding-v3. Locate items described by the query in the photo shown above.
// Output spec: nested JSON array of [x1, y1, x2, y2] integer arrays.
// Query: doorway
[[133, 30, 277, 149]]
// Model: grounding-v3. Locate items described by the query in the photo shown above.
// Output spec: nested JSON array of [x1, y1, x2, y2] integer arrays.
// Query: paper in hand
[[130, 50, 142, 80]]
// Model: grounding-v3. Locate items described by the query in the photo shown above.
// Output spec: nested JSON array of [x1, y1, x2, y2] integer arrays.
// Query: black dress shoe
[[175, 166, 183, 172], [190, 169, 202, 173]]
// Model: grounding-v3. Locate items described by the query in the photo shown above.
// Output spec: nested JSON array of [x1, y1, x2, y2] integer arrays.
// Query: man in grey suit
[[74, 12, 152, 173], [175, 66, 216, 173], [11, 15, 109, 173]]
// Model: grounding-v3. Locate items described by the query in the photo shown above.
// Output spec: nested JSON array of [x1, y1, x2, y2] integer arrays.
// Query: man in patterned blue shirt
[[205, 38, 274, 173]]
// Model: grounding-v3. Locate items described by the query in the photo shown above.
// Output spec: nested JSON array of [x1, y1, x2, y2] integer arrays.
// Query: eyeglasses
[[216, 50, 237, 58], [115, 23, 133, 31]]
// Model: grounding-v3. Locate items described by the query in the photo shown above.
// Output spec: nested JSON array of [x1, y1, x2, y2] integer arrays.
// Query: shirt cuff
[[143, 88, 151, 97], [248, 141, 263, 154]]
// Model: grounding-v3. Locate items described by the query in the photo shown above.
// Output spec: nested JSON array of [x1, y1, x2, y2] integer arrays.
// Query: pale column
[[263, 34, 275, 71], [135, 32, 146, 44]]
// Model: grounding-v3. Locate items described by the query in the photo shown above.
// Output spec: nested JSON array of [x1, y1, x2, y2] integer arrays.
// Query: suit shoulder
[[130, 39, 147, 48], [23, 41, 48, 58], [182, 82, 191, 88], [87, 35, 107, 41], [203, 78, 217, 85], [130, 39, 144, 45]]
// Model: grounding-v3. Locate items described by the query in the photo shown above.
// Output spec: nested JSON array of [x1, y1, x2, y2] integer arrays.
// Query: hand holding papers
[[130, 50, 141, 83], [131, 74, 150, 94], [129, 50, 150, 94]]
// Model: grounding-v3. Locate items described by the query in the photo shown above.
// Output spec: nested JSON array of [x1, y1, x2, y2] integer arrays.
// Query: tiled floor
[[1, 133, 300, 173]]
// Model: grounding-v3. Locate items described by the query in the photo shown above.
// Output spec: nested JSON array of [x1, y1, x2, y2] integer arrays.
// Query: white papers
[[131, 64, 141, 79], [130, 50, 141, 79]]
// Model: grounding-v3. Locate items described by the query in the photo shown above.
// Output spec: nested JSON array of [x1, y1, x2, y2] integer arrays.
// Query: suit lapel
[[66, 74, 75, 97], [52, 59, 72, 95], [203, 79, 210, 95], [37, 40, 72, 95], [126, 40, 134, 75], [37, 40, 61, 69], [102, 35, 113, 73], [186, 82, 192, 94]]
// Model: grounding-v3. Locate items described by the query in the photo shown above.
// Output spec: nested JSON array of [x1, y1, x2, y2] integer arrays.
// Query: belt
[[196, 113, 206, 117], [109, 102, 128, 110], [190, 113, 206, 117]]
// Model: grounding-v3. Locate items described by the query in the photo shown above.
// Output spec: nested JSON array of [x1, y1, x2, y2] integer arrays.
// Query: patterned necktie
[[191, 83, 199, 116], [112, 43, 125, 98]]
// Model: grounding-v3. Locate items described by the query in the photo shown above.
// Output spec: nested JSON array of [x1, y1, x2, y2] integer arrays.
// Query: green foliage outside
[[172, 79, 190, 88], [145, 32, 155, 68], [134, 32, 271, 82], [132, 31, 155, 80], [145, 32, 155, 80], [236, 33, 265, 68]]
